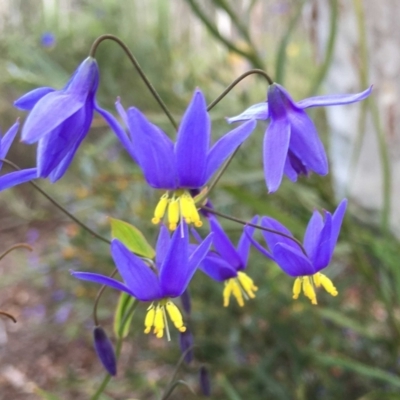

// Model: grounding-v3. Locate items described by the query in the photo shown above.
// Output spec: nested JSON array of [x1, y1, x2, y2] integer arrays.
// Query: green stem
[[89, 34, 177, 130]]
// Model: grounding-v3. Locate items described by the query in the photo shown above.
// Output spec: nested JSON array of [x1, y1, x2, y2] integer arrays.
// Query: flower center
[[223, 272, 258, 307], [151, 190, 203, 231], [144, 299, 186, 339], [292, 273, 338, 305]]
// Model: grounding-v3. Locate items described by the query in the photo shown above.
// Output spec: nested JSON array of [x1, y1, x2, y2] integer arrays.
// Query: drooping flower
[[228, 84, 372, 192], [116, 89, 256, 230], [14, 57, 104, 182], [194, 215, 258, 307], [0, 120, 37, 191], [72, 222, 213, 338], [249, 199, 347, 304]]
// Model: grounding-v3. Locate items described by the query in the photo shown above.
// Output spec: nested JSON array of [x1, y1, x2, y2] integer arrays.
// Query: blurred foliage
[[0, 1, 399, 400]]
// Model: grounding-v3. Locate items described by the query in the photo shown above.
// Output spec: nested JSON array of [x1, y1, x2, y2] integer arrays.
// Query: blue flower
[[228, 84, 372, 192], [115, 89, 256, 230], [40, 32, 56, 48], [249, 199, 347, 304], [14, 57, 103, 182], [194, 215, 258, 307], [72, 222, 213, 338], [0, 121, 37, 191]]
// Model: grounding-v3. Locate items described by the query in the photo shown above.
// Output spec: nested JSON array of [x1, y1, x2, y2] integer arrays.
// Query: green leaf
[[113, 292, 138, 339], [110, 217, 155, 259]]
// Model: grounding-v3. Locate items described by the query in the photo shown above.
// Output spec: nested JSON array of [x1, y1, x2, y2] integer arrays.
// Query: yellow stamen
[[143, 299, 186, 339], [152, 194, 169, 225], [291, 273, 338, 304], [223, 273, 257, 307], [292, 277, 302, 299], [168, 197, 179, 231]]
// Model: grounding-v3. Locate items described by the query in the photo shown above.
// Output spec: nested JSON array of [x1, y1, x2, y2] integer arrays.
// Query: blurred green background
[[0, 1, 399, 399]]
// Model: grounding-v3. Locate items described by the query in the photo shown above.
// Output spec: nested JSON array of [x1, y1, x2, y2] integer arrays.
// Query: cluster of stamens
[[152, 190, 203, 230], [144, 299, 186, 339], [292, 272, 338, 305], [223, 272, 258, 307]]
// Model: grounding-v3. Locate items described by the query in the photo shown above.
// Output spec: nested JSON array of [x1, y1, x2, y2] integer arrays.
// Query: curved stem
[[201, 205, 307, 255], [93, 269, 118, 326], [0, 311, 17, 323], [0, 243, 32, 261], [89, 34, 177, 130], [0, 159, 111, 246], [207, 68, 273, 111]]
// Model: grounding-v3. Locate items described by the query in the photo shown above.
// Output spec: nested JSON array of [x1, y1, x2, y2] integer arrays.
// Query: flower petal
[[296, 86, 372, 109], [175, 89, 209, 188], [246, 230, 274, 261], [273, 243, 315, 277], [127, 107, 177, 189], [71, 271, 134, 296], [283, 154, 298, 182], [287, 109, 328, 175], [111, 240, 162, 301], [313, 212, 333, 271], [205, 119, 256, 182], [0, 168, 37, 191], [199, 252, 238, 281], [209, 216, 242, 269], [21, 91, 85, 143], [303, 210, 324, 259], [0, 121, 19, 168], [260, 217, 298, 251], [14, 87, 55, 111], [236, 215, 259, 269], [330, 198, 347, 255], [227, 102, 269, 123], [263, 118, 291, 193], [96, 104, 137, 162], [155, 224, 170, 268]]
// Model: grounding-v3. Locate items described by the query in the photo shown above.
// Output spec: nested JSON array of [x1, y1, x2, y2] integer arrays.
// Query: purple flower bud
[[179, 328, 194, 364], [199, 366, 211, 397], [93, 326, 117, 376], [180, 289, 191, 315]]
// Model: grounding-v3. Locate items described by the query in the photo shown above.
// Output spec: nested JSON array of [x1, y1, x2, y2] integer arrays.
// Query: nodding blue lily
[[115, 89, 256, 230], [14, 57, 111, 182], [249, 199, 347, 304], [228, 84, 372, 192], [194, 215, 258, 307], [72, 222, 213, 339], [0, 121, 37, 191]]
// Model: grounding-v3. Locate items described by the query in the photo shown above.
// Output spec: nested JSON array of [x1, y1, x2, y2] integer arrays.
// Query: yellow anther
[[237, 272, 258, 299], [292, 277, 302, 300], [303, 277, 317, 305], [166, 301, 186, 332], [313, 273, 321, 287], [153, 306, 164, 338], [168, 198, 179, 230], [152, 194, 169, 225], [319, 273, 338, 296], [144, 305, 155, 334], [232, 280, 244, 307], [223, 280, 234, 307]]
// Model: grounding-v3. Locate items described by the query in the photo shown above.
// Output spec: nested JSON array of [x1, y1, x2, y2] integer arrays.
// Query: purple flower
[[115, 89, 256, 230], [228, 84, 372, 192], [249, 199, 347, 304], [72, 222, 213, 338], [14, 57, 104, 182], [195, 215, 258, 307], [93, 326, 117, 376], [40, 32, 56, 48], [0, 121, 37, 191]]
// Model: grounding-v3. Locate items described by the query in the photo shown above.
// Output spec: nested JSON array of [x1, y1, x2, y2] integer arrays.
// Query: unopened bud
[[179, 328, 194, 364], [180, 289, 191, 315], [199, 366, 211, 397], [93, 326, 117, 376]]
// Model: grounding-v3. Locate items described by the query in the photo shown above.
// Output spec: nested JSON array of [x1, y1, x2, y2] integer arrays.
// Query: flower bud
[[93, 326, 117, 376], [179, 328, 194, 364], [199, 366, 211, 397], [180, 289, 191, 315]]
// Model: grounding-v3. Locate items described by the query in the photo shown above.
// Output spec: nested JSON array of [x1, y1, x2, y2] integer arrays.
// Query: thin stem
[[0, 311, 17, 323], [93, 269, 118, 326], [0, 243, 33, 261], [0, 159, 111, 245], [201, 205, 306, 255], [207, 68, 273, 111], [89, 34, 177, 130]]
